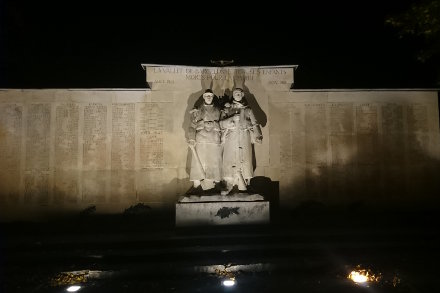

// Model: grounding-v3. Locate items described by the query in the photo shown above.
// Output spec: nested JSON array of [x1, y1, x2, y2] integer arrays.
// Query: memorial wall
[[0, 65, 439, 220]]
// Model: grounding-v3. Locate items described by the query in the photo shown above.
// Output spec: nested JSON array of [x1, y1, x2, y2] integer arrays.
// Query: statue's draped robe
[[188, 104, 222, 181], [220, 101, 259, 180]]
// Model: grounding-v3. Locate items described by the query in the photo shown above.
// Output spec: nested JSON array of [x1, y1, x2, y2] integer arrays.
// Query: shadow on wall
[[278, 134, 440, 210], [6, 176, 191, 222]]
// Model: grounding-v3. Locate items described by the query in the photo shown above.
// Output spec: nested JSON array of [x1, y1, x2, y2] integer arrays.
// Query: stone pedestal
[[175, 193, 270, 226]]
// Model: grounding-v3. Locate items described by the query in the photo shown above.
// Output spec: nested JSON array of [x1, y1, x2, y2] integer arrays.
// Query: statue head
[[232, 88, 244, 102], [202, 89, 214, 105]]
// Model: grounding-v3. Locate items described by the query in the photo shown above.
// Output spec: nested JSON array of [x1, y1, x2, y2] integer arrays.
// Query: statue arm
[[248, 108, 263, 143], [248, 108, 258, 126], [188, 109, 199, 143], [220, 115, 236, 129]]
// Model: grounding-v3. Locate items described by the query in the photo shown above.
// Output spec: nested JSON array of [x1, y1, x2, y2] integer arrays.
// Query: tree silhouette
[[386, 0, 440, 84]]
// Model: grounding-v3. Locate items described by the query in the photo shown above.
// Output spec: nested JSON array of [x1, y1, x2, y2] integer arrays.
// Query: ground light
[[348, 271, 369, 283], [222, 278, 236, 287], [348, 267, 381, 285], [66, 285, 82, 292]]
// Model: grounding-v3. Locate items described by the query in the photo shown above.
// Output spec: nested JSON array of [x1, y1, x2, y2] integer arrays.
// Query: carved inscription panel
[[83, 103, 107, 170], [139, 103, 164, 169], [26, 104, 51, 171], [0, 104, 22, 170], [112, 103, 135, 170], [55, 103, 79, 170]]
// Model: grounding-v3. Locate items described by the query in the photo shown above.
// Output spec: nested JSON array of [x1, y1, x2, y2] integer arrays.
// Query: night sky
[[1, 0, 438, 89]]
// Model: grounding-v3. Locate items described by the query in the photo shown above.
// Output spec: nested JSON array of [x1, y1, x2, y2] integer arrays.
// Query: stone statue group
[[188, 88, 263, 195]]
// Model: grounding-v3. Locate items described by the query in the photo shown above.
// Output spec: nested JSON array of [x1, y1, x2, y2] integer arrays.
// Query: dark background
[[2, 3, 440, 292], [0, 0, 438, 89]]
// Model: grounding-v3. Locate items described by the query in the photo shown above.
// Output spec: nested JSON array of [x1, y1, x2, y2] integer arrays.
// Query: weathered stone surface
[[178, 193, 264, 202], [176, 199, 269, 226]]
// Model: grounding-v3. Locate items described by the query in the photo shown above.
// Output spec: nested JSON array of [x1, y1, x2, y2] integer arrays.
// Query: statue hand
[[188, 139, 196, 147], [255, 136, 263, 144]]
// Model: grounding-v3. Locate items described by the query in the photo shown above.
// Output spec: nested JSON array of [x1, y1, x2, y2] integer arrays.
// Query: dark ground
[[1, 205, 440, 293]]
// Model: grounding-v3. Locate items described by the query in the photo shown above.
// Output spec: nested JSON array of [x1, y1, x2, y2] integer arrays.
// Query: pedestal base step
[[176, 194, 269, 226]]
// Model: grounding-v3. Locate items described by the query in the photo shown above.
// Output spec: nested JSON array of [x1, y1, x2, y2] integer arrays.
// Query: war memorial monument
[[0, 64, 439, 224]]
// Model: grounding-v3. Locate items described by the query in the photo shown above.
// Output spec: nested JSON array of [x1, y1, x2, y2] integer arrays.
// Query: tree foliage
[[386, 0, 440, 63]]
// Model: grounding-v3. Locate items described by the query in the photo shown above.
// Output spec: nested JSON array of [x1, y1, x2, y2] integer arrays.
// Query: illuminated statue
[[188, 89, 222, 192], [220, 88, 263, 195]]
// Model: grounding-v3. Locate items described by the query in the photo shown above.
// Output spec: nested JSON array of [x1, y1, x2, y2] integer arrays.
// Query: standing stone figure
[[220, 88, 263, 195], [188, 89, 222, 192]]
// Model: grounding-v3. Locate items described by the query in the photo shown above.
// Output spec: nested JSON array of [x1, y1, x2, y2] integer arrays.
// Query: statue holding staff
[[188, 89, 222, 192]]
